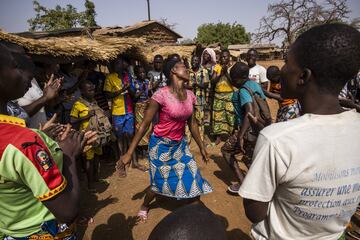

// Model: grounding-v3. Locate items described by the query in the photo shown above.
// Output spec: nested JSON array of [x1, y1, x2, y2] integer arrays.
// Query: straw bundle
[[145, 45, 196, 62], [0, 30, 146, 62]]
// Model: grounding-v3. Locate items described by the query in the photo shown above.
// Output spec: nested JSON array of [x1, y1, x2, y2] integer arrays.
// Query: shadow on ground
[[211, 154, 238, 186], [91, 213, 137, 240], [217, 214, 251, 240]]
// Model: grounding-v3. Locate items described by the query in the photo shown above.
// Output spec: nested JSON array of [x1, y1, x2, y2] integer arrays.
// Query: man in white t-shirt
[[239, 23, 360, 240], [17, 78, 44, 128], [246, 49, 269, 90], [17, 76, 61, 129]]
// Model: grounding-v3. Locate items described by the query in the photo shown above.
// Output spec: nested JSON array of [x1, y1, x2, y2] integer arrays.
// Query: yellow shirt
[[70, 100, 90, 130], [103, 72, 126, 116], [213, 64, 234, 93]]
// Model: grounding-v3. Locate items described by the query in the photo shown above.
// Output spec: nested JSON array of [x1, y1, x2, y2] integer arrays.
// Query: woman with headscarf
[[201, 48, 217, 76], [201, 48, 217, 128], [118, 58, 213, 224]]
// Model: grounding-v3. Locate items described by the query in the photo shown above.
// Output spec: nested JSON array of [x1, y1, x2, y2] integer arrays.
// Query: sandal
[[136, 210, 148, 225], [227, 183, 241, 194]]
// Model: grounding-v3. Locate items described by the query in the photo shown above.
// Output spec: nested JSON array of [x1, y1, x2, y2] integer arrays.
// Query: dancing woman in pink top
[[119, 59, 213, 223]]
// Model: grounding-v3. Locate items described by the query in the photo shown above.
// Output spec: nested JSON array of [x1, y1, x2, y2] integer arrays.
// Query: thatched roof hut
[[16, 21, 182, 45], [93, 21, 182, 44], [145, 45, 196, 62], [0, 30, 146, 63]]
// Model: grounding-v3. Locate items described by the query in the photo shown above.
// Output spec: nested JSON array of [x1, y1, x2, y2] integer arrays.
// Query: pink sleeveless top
[[151, 87, 196, 141]]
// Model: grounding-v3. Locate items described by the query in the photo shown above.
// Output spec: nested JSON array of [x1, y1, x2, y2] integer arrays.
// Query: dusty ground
[[78, 142, 254, 240], [77, 61, 284, 240]]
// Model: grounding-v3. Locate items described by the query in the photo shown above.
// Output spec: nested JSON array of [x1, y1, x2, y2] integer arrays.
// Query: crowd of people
[[0, 23, 360, 240]]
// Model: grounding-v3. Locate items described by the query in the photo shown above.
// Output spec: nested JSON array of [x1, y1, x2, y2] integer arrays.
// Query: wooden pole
[[147, 0, 151, 21]]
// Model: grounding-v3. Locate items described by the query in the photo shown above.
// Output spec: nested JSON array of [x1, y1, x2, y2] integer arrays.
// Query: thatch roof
[[0, 30, 146, 63], [145, 45, 196, 62], [93, 20, 182, 39], [15, 27, 100, 39]]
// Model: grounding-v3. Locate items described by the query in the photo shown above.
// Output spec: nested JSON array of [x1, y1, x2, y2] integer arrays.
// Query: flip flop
[[136, 210, 148, 225]]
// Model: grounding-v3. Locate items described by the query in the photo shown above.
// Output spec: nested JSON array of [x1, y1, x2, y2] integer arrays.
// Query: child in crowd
[[148, 55, 167, 93], [239, 23, 360, 240], [104, 58, 146, 176], [221, 62, 267, 194], [264, 65, 301, 122], [134, 65, 152, 160], [70, 80, 102, 191]]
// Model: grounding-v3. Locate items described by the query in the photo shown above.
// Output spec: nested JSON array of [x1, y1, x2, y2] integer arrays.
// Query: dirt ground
[[78, 144, 252, 240], [77, 61, 284, 240]]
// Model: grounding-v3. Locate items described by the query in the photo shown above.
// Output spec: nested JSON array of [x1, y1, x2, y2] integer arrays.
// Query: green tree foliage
[[28, 0, 97, 32], [82, 0, 97, 28], [196, 22, 250, 47]]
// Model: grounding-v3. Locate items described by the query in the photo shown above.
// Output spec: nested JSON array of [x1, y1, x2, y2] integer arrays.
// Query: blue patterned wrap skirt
[[148, 134, 213, 199]]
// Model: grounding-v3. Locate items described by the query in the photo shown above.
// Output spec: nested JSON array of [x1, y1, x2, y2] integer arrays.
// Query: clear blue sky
[[0, 0, 359, 43]]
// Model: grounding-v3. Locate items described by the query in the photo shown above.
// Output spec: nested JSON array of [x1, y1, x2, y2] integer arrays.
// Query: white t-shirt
[[249, 64, 269, 84], [17, 78, 47, 129], [239, 110, 360, 240]]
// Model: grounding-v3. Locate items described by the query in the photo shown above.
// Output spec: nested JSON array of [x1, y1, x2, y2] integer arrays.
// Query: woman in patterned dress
[[119, 58, 213, 224], [134, 65, 152, 146], [211, 49, 235, 144]]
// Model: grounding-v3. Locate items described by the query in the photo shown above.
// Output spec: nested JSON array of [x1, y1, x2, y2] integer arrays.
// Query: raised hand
[[43, 74, 63, 101]]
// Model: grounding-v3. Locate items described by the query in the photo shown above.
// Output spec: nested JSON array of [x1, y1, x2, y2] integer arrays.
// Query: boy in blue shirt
[[221, 62, 267, 194]]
